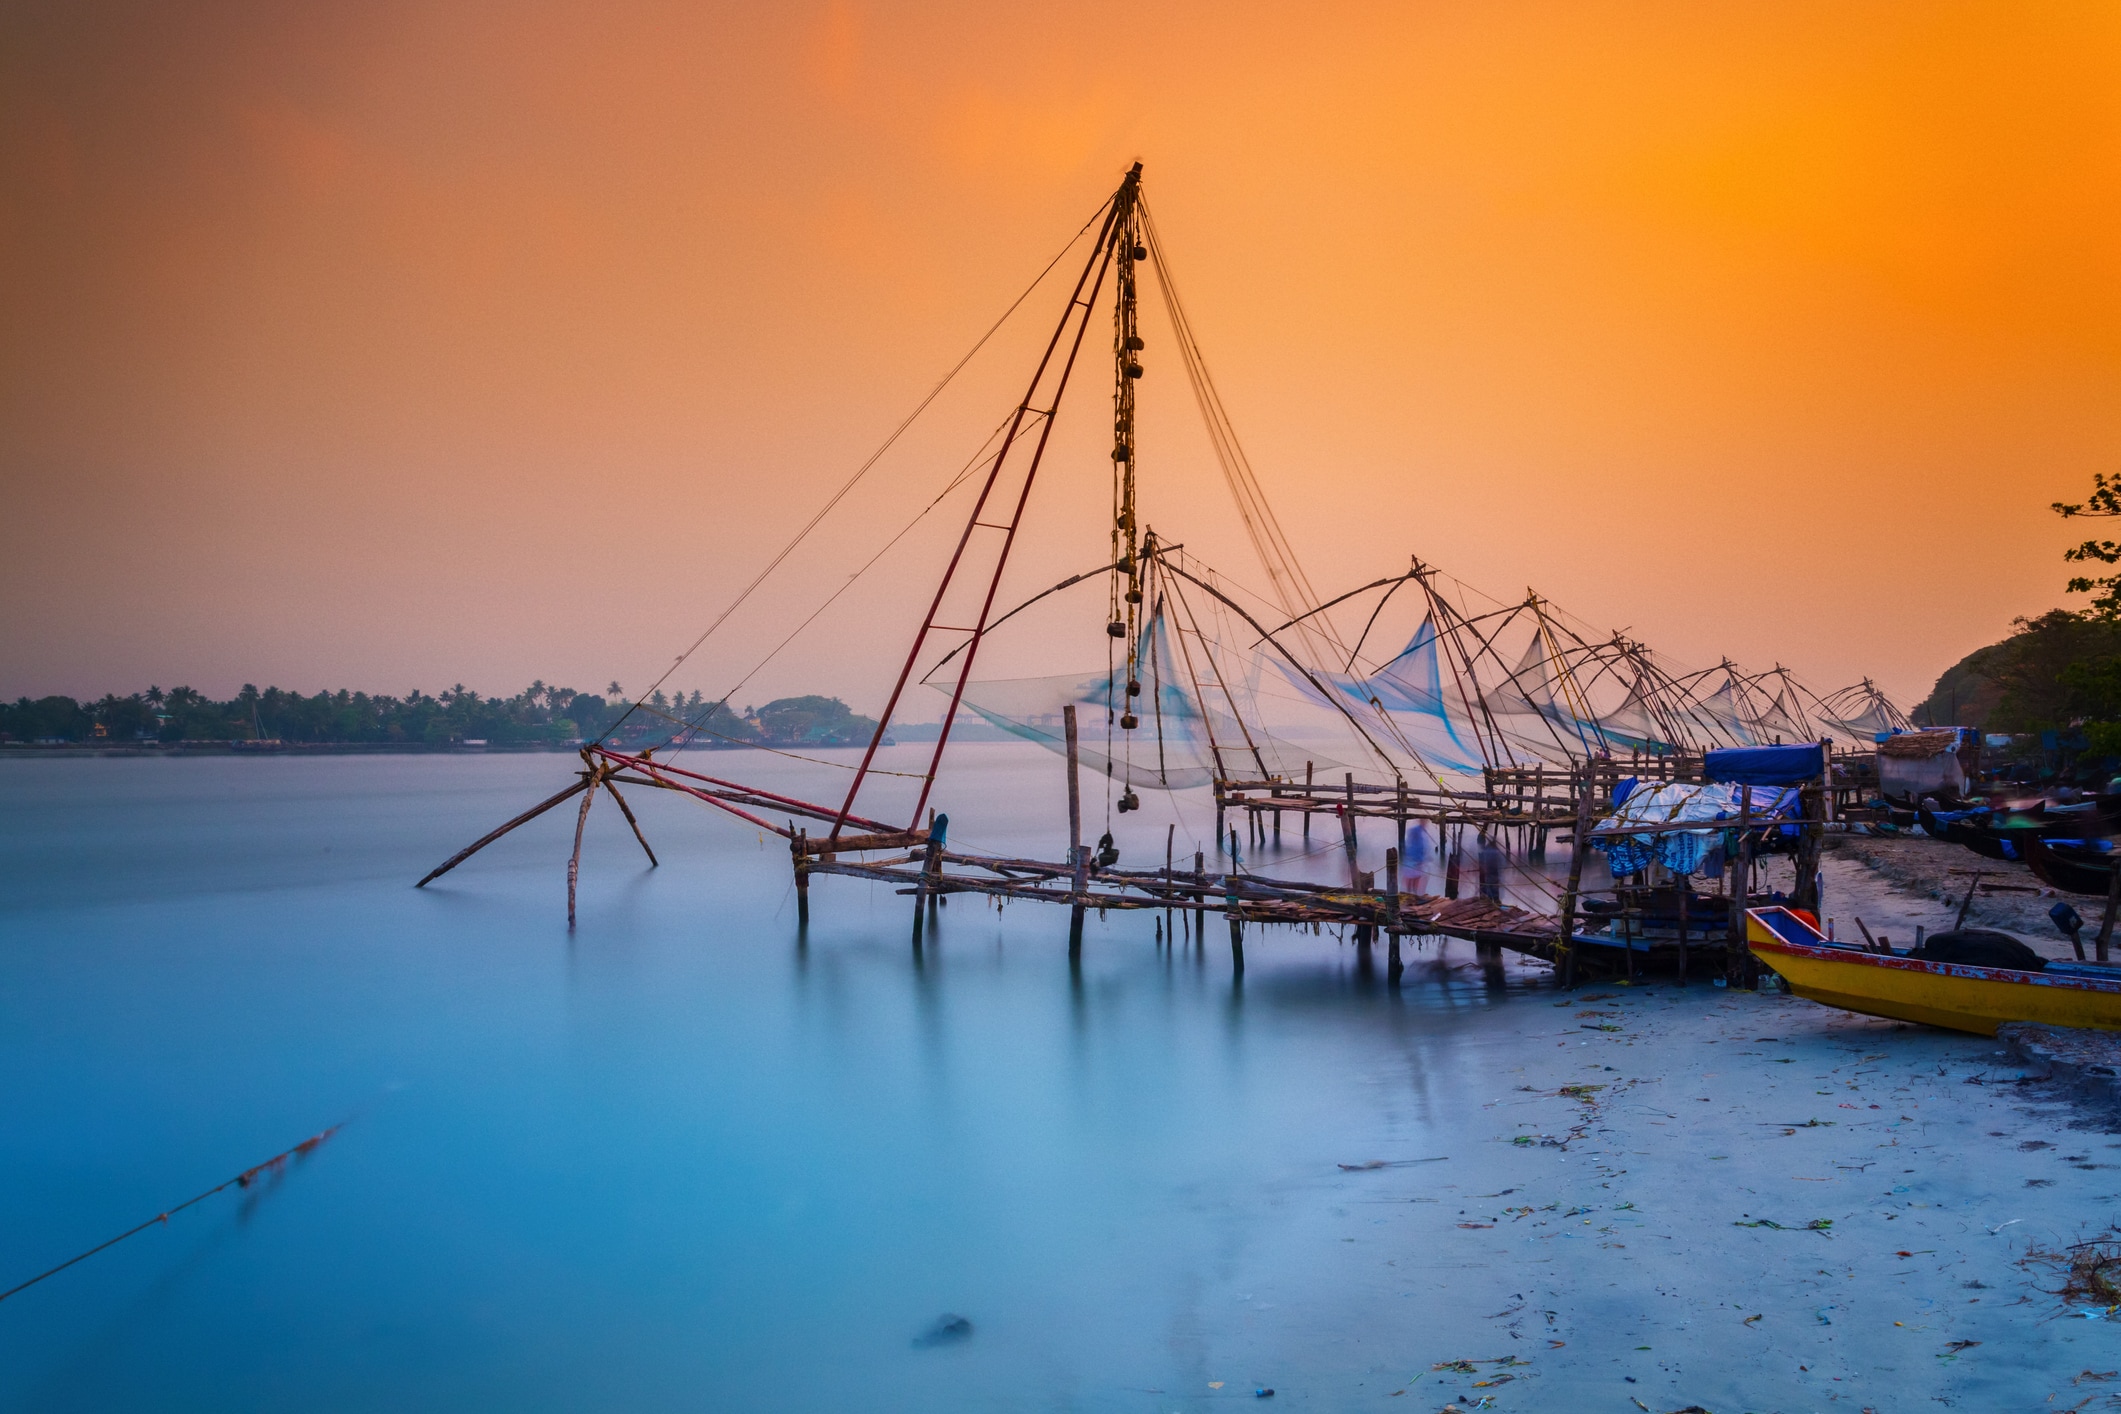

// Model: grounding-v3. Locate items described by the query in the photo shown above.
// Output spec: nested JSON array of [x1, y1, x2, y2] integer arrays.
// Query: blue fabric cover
[[1592, 781, 1798, 876], [1703, 743, 1826, 787]]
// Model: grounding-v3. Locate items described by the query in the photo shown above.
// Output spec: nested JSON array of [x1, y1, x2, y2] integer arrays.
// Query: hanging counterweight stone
[[1131, 245, 1147, 260], [1124, 362, 1144, 378], [1119, 713, 1139, 730], [1111, 446, 1129, 460], [1107, 620, 1128, 638], [1125, 334, 1145, 350], [1124, 588, 1142, 604], [1126, 679, 1141, 697]]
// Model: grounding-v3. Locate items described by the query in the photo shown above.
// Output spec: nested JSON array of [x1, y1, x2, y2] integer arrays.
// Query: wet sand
[[1822, 835, 2066, 953], [1327, 845, 2119, 1413]]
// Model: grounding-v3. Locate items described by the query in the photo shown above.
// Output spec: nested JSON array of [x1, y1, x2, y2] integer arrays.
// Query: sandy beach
[[1350, 839, 2119, 1413]]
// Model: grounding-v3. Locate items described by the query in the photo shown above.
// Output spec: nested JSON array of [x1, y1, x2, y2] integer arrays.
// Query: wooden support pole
[[1165, 823, 1176, 945], [1395, 779, 1408, 864], [601, 779, 659, 868], [415, 776, 591, 888], [1727, 787, 1753, 988], [1793, 781, 1824, 913], [2098, 861, 2120, 965], [1385, 845, 1403, 985], [1194, 850, 1207, 946], [1675, 871, 1689, 987], [1224, 868, 1244, 974], [793, 827, 810, 925], [1342, 773, 1360, 886], [566, 774, 598, 927], [1443, 823, 1461, 900], [1065, 705, 1085, 954], [1303, 761, 1313, 839], [1557, 767, 1590, 989]]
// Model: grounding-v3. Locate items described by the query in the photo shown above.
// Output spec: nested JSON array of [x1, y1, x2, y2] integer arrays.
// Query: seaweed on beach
[[2021, 1231, 2121, 1309]]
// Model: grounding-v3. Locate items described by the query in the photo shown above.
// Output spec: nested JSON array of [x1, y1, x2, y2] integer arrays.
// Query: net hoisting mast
[[825, 163, 1144, 845]]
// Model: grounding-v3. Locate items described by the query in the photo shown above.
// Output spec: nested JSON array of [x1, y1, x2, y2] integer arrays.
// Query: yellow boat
[[1745, 907, 2121, 1036]]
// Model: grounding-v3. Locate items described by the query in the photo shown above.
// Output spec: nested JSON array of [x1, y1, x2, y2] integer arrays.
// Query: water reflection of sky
[[1, 747, 1566, 1411]]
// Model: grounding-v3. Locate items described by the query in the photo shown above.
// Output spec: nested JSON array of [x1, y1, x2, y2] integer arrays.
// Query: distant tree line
[[0, 682, 881, 750]]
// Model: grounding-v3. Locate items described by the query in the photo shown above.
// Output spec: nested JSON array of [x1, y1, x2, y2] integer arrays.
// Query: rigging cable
[[598, 193, 1117, 746]]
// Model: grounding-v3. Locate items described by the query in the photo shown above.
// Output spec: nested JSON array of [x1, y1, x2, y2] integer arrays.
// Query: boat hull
[[1746, 908, 2121, 1036]]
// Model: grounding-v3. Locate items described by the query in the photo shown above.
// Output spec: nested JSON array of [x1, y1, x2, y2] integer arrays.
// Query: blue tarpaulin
[[1704, 743, 1826, 787]]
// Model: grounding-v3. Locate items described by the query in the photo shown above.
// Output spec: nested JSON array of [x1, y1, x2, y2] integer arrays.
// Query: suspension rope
[[599, 195, 1115, 745]]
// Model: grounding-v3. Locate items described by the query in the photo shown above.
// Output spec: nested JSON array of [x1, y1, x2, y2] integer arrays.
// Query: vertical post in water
[[1342, 773, 1361, 887], [792, 828, 810, 926], [1194, 850, 1207, 949], [1443, 821, 1461, 900], [1727, 786, 1753, 988], [1064, 705, 1085, 956], [1164, 823, 1176, 946], [1385, 845, 1403, 985], [1395, 780, 1408, 865], [1303, 761, 1313, 839]]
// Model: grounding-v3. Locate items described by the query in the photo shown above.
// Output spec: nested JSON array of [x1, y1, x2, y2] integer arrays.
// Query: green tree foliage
[[0, 681, 627, 746], [1910, 472, 2121, 740], [2055, 471, 2121, 618], [750, 695, 880, 746], [1916, 612, 2121, 733], [0, 682, 879, 751]]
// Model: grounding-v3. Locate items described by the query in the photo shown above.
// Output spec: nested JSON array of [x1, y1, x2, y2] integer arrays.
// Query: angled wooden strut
[[416, 746, 661, 927], [416, 776, 592, 888], [601, 777, 658, 868]]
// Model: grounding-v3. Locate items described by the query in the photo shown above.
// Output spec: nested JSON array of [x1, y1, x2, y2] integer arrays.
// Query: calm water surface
[[1, 747, 1574, 1411]]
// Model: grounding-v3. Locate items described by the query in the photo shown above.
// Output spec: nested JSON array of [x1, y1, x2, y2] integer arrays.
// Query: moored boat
[[1745, 906, 2121, 1036], [2022, 837, 2115, 897]]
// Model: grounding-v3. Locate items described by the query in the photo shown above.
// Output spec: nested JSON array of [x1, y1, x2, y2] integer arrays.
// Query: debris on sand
[[1733, 1217, 1834, 1235], [2024, 1234, 2121, 1310]]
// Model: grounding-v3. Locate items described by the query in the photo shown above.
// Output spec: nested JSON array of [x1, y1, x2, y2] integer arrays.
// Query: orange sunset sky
[[2, 1, 2116, 714]]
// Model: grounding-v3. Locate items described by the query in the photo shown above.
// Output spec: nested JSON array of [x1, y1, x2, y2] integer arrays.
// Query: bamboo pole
[[601, 779, 658, 868], [2097, 862, 2120, 965], [1727, 787, 1753, 988], [1557, 765, 1590, 989], [566, 775, 598, 927], [1385, 845, 1403, 985], [1675, 871, 1689, 988], [1342, 773, 1361, 887], [1065, 704, 1085, 955], [415, 777, 591, 888], [1194, 849, 1207, 945], [1165, 823, 1176, 945]]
